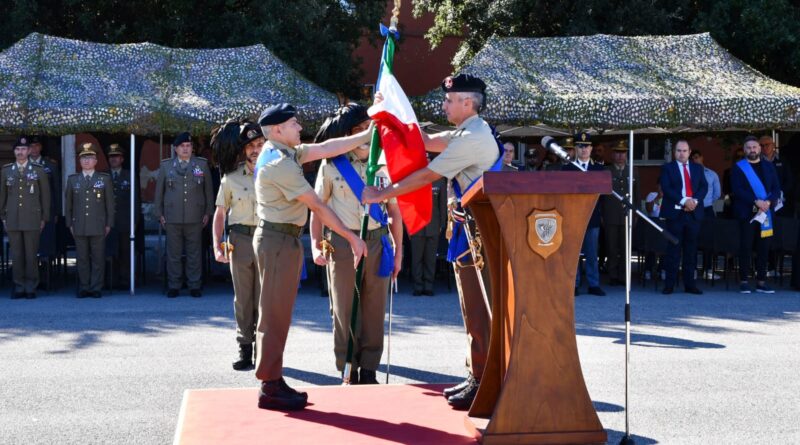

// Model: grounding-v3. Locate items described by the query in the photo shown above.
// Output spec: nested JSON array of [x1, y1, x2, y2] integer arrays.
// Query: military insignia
[[93, 180, 104, 188], [444, 76, 453, 89], [247, 129, 259, 140], [527, 209, 563, 259], [20, 137, 27, 145], [193, 166, 204, 177], [26, 172, 38, 181]]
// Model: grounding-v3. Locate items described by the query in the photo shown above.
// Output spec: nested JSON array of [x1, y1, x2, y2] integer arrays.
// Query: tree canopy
[[412, 0, 800, 87], [0, 0, 384, 97]]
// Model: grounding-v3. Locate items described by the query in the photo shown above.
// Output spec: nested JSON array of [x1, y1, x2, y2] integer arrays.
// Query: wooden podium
[[460, 171, 611, 445]]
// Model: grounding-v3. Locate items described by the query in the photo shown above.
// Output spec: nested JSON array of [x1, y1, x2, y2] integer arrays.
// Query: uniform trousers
[[75, 234, 106, 292], [165, 222, 203, 290], [8, 230, 40, 293], [604, 224, 625, 282], [110, 227, 131, 286], [327, 232, 388, 372], [576, 227, 600, 288], [229, 230, 260, 345], [453, 262, 491, 380], [410, 233, 437, 293], [253, 227, 303, 381], [739, 219, 771, 282]]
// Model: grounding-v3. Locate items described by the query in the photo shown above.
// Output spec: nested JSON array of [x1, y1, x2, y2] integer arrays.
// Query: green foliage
[[0, 0, 384, 96], [412, 0, 800, 86]]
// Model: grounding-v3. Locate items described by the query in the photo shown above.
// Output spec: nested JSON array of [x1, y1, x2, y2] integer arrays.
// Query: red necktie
[[683, 163, 693, 198]]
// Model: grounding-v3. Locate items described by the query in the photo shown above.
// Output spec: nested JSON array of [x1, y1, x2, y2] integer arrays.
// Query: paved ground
[[1, 277, 799, 444]]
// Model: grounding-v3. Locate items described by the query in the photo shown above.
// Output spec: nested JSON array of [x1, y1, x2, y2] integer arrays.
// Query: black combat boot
[[447, 377, 479, 410], [443, 374, 475, 398], [258, 379, 307, 411], [232, 344, 253, 370], [359, 369, 379, 385]]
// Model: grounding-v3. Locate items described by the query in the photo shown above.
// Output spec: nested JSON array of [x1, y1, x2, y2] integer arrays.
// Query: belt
[[229, 224, 256, 236], [330, 225, 389, 241], [258, 219, 303, 238]]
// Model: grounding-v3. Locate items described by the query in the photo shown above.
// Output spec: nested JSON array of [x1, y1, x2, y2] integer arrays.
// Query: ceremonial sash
[[447, 129, 505, 263], [330, 155, 394, 277], [737, 159, 773, 238]]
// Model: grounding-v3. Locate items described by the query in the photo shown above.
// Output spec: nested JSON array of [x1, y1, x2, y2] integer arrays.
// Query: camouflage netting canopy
[[416, 33, 800, 131], [0, 33, 339, 136]]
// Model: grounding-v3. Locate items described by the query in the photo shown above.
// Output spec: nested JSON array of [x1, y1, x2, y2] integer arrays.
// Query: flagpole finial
[[390, 0, 401, 30]]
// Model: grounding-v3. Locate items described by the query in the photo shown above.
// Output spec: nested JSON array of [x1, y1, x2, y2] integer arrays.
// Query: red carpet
[[174, 383, 478, 445]]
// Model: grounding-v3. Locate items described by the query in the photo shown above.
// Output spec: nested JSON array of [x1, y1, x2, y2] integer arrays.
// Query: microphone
[[541, 136, 570, 162]]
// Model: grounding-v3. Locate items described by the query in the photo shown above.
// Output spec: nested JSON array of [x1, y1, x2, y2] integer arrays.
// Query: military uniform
[[314, 152, 394, 378], [428, 113, 498, 384], [0, 158, 51, 296], [410, 177, 447, 295], [216, 162, 260, 351], [109, 165, 137, 287], [66, 166, 114, 296], [154, 155, 214, 293], [29, 150, 60, 259], [603, 158, 640, 284]]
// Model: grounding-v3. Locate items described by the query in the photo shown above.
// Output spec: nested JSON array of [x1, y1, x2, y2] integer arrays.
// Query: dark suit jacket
[[659, 161, 708, 221], [730, 160, 781, 220], [562, 160, 604, 228]]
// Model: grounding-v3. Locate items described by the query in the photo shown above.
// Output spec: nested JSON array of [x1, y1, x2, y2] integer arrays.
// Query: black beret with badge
[[14, 136, 29, 148], [173, 132, 192, 146], [239, 122, 263, 146], [441, 73, 487, 94], [258, 103, 296, 126]]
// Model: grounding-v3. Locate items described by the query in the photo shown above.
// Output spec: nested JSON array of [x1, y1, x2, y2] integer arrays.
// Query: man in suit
[[66, 144, 115, 298], [154, 132, 214, 298], [731, 136, 781, 294], [0, 137, 51, 299], [562, 132, 606, 296], [659, 139, 708, 295]]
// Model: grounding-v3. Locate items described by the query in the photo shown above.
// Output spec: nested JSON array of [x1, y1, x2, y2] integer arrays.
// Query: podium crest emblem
[[528, 209, 563, 259]]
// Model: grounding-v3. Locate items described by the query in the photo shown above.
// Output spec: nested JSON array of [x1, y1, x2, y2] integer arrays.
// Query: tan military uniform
[[427, 114, 497, 380], [253, 141, 312, 381], [66, 171, 115, 293], [603, 164, 640, 283], [154, 156, 214, 290], [314, 153, 394, 373], [0, 162, 51, 293], [215, 162, 259, 345]]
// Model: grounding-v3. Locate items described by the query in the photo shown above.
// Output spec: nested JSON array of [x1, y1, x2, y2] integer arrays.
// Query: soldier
[[66, 144, 114, 298], [309, 103, 403, 385], [363, 74, 502, 410], [253, 103, 367, 411], [28, 136, 61, 259], [107, 143, 138, 289], [154, 132, 214, 298], [602, 140, 639, 286], [410, 175, 447, 296], [210, 120, 264, 371], [0, 137, 51, 299]]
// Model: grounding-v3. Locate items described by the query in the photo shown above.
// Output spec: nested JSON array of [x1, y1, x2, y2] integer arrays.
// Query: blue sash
[[446, 126, 505, 263], [330, 155, 394, 277], [737, 159, 773, 238]]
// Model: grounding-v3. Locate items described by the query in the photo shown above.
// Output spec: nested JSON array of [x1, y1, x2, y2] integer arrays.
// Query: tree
[[0, 0, 385, 96], [412, 0, 800, 86]]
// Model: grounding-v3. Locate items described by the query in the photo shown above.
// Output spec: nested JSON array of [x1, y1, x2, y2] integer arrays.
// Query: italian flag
[[368, 32, 431, 235]]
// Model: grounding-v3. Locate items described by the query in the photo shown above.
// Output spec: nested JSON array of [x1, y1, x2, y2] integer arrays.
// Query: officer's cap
[[258, 103, 296, 126], [613, 140, 628, 152], [108, 143, 124, 157], [13, 136, 29, 149], [441, 74, 486, 94], [561, 137, 575, 149], [574, 132, 592, 147], [239, 122, 263, 146], [78, 143, 97, 158], [173, 132, 192, 146]]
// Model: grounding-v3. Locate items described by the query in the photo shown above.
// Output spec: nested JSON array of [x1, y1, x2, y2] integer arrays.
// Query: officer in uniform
[[602, 140, 639, 286], [0, 137, 51, 299], [363, 74, 499, 410], [28, 136, 61, 264], [211, 121, 264, 370], [66, 144, 114, 298], [253, 103, 368, 411], [154, 132, 214, 298], [410, 176, 447, 296], [309, 103, 403, 385], [107, 143, 138, 289]]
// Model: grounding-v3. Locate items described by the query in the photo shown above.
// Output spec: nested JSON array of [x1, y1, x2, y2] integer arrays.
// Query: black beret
[[173, 132, 192, 146], [574, 132, 592, 146], [259, 103, 296, 126], [441, 73, 486, 94], [239, 122, 263, 146], [14, 136, 29, 148]]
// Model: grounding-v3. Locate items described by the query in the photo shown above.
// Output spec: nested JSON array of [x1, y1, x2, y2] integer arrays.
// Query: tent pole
[[130, 134, 136, 296], [619, 130, 635, 445]]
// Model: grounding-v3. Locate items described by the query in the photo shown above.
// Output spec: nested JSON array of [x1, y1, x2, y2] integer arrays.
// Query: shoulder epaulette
[[68, 173, 80, 178], [29, 160, 44, 166], [161, 158, 172, 164], [97, 172, 111, 177], [2, 162, 13, 168], [195, 156, 207, 161]]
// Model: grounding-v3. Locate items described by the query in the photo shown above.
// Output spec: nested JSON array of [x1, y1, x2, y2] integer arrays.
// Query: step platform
[[174, 383, 478, 445]]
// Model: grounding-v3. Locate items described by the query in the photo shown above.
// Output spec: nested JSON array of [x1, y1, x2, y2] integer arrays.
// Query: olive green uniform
[[66, 172, 115, 293], [109, 168, 136, 286], [0, 162, 51, 294], [216, 162, 260, 346], [253, 141, 311, 381], [314, 153, 394, 373], [427, 114, 498, 380], [154, 156, 214, 290], [602, 164, 640, 283]]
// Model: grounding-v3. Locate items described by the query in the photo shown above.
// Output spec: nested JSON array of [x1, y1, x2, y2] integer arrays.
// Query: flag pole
[[343, 4, 400, 385]]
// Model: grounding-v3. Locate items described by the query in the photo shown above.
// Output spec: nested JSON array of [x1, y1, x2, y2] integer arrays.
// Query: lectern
[[461, 171, 611, 445]]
